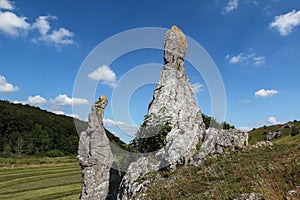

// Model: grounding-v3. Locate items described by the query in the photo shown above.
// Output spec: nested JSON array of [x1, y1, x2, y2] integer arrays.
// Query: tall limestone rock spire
[[148, 25, 205, 167], [78, 95, 113, 200], [117, 26, 205, 199]]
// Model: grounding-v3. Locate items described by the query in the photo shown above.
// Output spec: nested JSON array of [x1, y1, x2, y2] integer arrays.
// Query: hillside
[[141, 122, 300, 199], [0, 100, 125, 156], [248, 120, 300, 145]]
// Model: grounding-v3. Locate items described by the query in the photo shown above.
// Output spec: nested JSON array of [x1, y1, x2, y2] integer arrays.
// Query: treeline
[[0, 100, 124, 157]]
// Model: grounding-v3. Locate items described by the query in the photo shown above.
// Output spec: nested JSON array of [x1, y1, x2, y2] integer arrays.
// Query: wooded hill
[[0, 100, 124, 157]]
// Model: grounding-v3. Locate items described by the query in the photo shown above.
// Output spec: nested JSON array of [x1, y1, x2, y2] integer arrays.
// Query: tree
[[8, 131, 24, 156]]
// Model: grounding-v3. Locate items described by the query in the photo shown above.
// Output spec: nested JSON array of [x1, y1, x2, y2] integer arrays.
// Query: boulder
[[192, 128, 248, 166], [265, 130, 282, 141]]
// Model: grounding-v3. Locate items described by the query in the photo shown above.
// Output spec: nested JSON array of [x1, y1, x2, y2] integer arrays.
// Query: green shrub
[[46, 150, 65, 157]]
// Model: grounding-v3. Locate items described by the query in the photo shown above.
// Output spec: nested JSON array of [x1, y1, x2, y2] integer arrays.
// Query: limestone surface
[[78, 96, 113, 200]]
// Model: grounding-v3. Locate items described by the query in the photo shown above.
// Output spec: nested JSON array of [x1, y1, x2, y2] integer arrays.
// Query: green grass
[[248, 120, 300, 145], [146, 130, 300, 199], [0, 157, 81, 200]]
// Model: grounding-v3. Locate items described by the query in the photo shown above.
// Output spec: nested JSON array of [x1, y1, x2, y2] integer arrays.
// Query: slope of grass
[[0, 157, 81, 200], [146, 131, 300, 199], [248, 120, 300, 145]]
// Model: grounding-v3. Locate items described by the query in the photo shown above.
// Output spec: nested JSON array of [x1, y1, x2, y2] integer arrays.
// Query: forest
[[0, 100, 124, 157]]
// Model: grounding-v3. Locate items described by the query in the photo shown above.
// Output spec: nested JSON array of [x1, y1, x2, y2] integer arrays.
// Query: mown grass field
[[0, 156, 81, 200]]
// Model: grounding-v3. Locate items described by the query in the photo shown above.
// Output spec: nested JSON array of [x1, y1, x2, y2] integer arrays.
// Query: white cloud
[[192, 83, 204, 93], [0, 1, 74, 46], [0, 0, 13, 10], [227, 53, 245, 64], [0, 74, 19, 93], [238, 126, 252, 132], [32, 15, 74, 46], [13, 95, 47, 106], [103, 118, 139, 136], [270, 10, 300, 36], [252, 56, 266, 66], [32, 15, 54, 35], [255, 89, 278, 97], [50, 94, 89, 106], [50, 110, 80, 119], [0, 11, 30, 36], [88, 65, 117, 88], [27, 95, 47, 105], [267, 116, 279, 125], [222, 0, 238, 14], [226, 53, 266, 66]]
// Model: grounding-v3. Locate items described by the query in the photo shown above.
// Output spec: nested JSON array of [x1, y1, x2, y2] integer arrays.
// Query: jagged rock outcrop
[[265, 130, 282, 141], [78, 95, 113, 200], [191, 128, 248, 166], [117, 25, 206, 199]]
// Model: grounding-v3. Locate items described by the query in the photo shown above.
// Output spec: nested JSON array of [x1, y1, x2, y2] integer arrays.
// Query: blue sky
[[0, 0, 300, 142]]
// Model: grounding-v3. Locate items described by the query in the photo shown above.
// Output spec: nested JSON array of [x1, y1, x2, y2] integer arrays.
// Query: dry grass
[[146, 134, 300, 199]]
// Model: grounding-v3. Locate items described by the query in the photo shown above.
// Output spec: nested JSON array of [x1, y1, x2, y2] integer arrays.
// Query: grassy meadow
[[0, 157, 81, 200], [145, 127, 300, 199]]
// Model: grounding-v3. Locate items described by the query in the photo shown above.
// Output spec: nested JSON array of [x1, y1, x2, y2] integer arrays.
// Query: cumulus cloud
[[0, 0, 13, 10], [267, 116, 279, 125], [226, 53, 266, 66], [222, 0, 238, 14], [32, 15, 74, 46], [27, 95, 47, 105], [0, 11, 30, 36], [270, 10, 300, 36], [13, 95, 47, 106], [103, 118, 139, 136], [50, 94, 88, 106], [32, 15, 54, 35], [192, 83, 204, 93], [0, 1, 74, 47], [88, 65, 117, 88], [255, 89, 278, 97], [0, 74, 19, 93]]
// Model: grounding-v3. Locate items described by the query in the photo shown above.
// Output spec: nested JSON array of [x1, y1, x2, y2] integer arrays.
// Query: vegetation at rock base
[[0, 100, 125, 157], [145, 128, 300, 199], [202, 113, 235, 130]]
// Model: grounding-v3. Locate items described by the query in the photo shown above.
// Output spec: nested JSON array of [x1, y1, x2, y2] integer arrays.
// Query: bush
[[46, 150, 65, 157], [291, 127, 299, 137]]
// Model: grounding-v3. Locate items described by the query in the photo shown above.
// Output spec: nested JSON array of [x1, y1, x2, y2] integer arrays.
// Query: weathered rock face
[[78, 96, 113, 200], [117, 25, 206, 199], [265, 130, 282, 141], [192, 128, 248, 166]]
